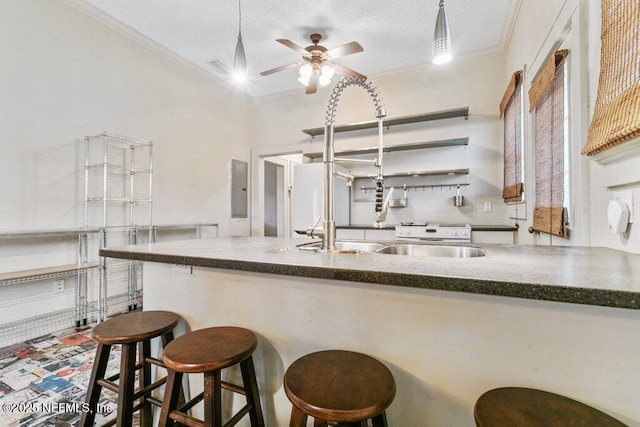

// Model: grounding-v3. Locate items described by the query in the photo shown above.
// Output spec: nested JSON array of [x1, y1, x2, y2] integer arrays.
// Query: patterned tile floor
[[0, 325, 122, 426]]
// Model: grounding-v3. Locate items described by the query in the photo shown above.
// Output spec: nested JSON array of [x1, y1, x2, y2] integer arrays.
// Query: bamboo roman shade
[[582, 0, 640, 156], [501, 71, 523, 203], [529, 50, 568, 237]]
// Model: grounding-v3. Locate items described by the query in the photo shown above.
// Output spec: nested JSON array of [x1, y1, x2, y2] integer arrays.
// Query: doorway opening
[[261, 154, 302, 237]]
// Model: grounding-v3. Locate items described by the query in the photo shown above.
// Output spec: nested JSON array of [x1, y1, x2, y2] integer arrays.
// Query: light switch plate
[[613, 191, 634, 223]]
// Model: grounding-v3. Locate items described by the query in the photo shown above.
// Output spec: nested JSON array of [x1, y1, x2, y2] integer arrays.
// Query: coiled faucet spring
[[325, 77, 386, 126]]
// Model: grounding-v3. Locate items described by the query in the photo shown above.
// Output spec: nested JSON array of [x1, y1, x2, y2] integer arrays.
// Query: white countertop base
[[143, 262, 639, 426]]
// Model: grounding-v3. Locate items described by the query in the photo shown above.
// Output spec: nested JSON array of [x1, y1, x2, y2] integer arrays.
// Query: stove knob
[[406, 229, 412, 236], [397, 229, 404, 236], [453, 231, 459, 237]]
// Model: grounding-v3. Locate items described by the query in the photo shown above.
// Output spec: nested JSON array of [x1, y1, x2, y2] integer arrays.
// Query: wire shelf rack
[[0, 306, 92, 348]]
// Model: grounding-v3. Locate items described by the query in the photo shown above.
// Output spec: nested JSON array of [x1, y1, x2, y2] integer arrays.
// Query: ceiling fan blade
[[332, 63, 367, 80], [260, 62, 299, 76], [276, 39, 310, 56], [325, 41, 363, 60], [306, 73, 319, 94]]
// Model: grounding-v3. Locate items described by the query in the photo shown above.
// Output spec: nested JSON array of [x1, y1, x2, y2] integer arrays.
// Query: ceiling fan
[[260, 33, 366, 94]]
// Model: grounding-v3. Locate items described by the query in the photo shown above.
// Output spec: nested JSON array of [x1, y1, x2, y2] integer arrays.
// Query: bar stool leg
[[289, 406, 307, 427], [161, 331, 185, 408], [80, 343, 111, 426], [204, 370, 223, 427], [117, 342, 137, 427], [240, 356, 265, 427], [138, 339, 153, 427], [371, 412, 389, 427], [159, 370, 183, 427]]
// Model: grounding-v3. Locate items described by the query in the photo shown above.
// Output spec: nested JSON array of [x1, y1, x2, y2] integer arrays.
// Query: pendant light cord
[[238, 0, 242, 37]]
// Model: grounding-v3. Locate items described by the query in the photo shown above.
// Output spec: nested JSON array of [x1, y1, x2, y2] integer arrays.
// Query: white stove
[[395, 223, 472, 242]]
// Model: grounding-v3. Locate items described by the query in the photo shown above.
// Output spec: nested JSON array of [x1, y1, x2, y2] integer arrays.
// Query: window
[[529, 50, 569, 237], [500, 71, 524, 203]]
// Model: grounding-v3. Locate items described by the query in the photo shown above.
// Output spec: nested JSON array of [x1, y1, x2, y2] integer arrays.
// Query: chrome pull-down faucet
[[320, 77, 387, 251]]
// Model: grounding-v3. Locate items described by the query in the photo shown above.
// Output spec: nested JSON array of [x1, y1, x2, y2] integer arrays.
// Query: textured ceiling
[[76, 0, 518, 98]]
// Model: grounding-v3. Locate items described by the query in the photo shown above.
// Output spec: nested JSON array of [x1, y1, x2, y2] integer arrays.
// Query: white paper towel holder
[[607, 199, 630, 234]]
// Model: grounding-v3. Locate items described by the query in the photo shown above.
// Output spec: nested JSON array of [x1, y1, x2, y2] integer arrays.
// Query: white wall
[[0, 0, 253, 236], [251, 55, 506, 229], [0, 0, 253, 327]]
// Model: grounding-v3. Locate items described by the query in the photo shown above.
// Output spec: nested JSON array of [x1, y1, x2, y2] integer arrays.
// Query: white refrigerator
[[292, 163, 350, 237]]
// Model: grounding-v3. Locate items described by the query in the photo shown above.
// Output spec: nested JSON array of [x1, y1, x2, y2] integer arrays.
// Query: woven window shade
[[582, 0, 640, 156], [502, 71, 523, 203], [531, 52, 568, 237]]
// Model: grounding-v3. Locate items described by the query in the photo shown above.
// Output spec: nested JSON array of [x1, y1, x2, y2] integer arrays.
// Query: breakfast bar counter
[[101, 237, 640, 426], [101, 236, 640, 309]]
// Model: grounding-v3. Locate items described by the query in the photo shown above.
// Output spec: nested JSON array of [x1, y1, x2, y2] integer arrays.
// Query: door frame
[[251, 145, 303, 237]]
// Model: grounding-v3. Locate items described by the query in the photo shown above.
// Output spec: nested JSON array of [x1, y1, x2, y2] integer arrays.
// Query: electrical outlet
[[483, 202, 492, 212], [54, 279, 65, 293]]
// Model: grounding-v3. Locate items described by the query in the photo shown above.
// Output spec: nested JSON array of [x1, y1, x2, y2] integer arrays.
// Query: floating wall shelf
[[353, 168, 469, 180], [304, 138, 468, 160], [302, 107, 469, 137]]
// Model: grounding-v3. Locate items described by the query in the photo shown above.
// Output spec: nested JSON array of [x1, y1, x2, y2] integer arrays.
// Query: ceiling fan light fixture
[[320, 64, 335, 79], [432, 0, 452, 65], [260, 33, 366, 94], [299, 63, 313, 78], [318, 74, 331, 87], [298, 75, 311, 87]]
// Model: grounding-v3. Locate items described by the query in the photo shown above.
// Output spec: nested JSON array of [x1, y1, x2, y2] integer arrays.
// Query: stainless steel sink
[[376, 244, 486, 258], [297, 241, 386, 253], [297, 240, 485, 257]]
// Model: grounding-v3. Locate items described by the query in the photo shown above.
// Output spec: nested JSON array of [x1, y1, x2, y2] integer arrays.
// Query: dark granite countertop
[[471, 224, 518, 232], [101, 237, 640, 310], [336, 224, 396, 230]]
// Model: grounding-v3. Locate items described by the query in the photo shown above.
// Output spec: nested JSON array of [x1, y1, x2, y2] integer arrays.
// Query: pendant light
[[432, 0, 452, 65], [233, 0, 247, 82]]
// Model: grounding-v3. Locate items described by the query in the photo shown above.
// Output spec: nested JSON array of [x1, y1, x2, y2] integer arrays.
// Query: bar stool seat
[[284, 350, 396, 426], [159, 326, 265, 427], [474, 387, 627, 427], [80, 310, 181, 427]]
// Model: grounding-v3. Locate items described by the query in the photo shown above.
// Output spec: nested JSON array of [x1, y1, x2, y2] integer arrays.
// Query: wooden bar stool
[[80, 310, 181, 427], [284, 350, 396, 427], [474, 387, 627, 426], [158, 326, 265, 427]]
